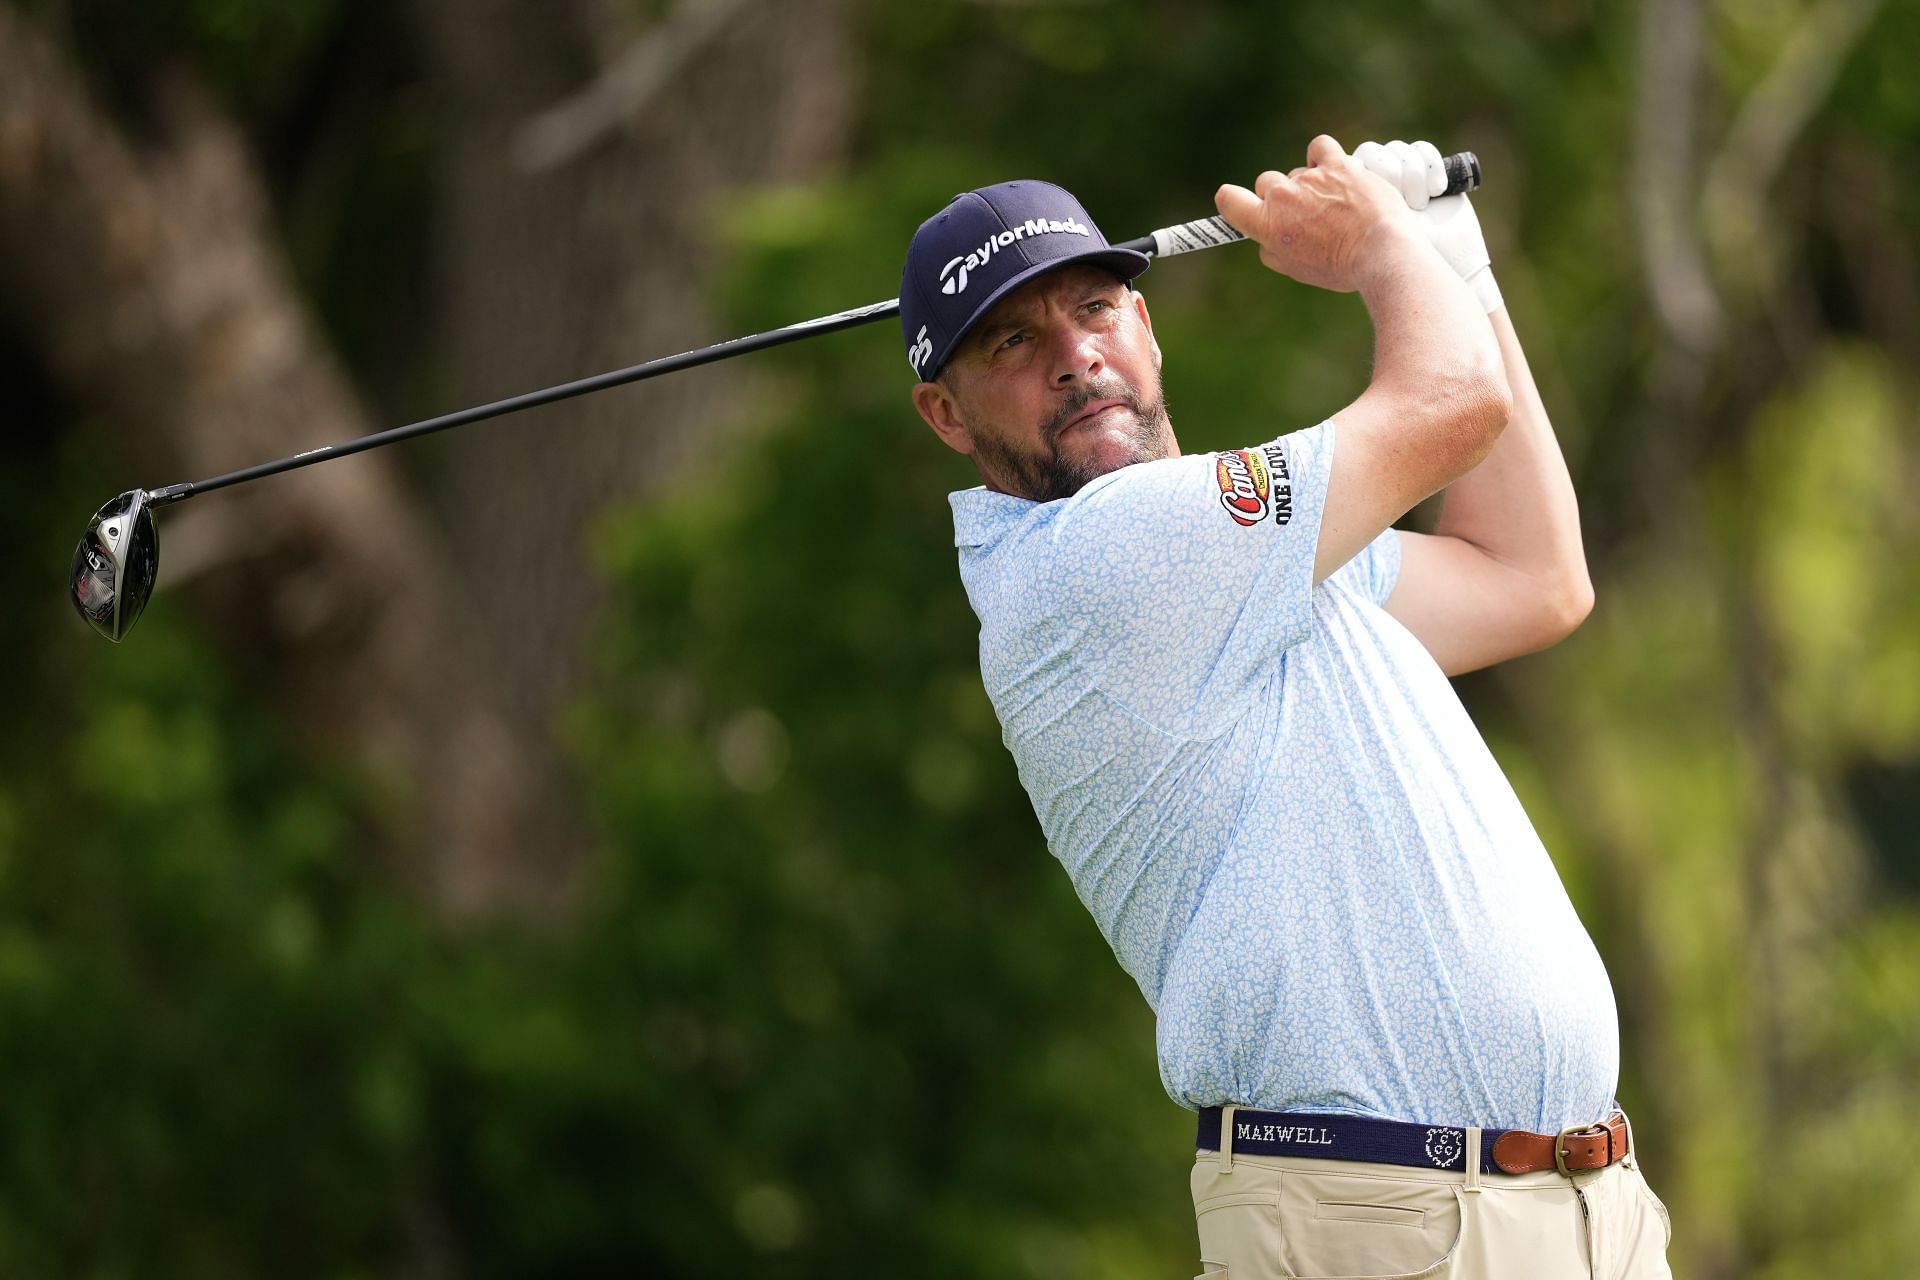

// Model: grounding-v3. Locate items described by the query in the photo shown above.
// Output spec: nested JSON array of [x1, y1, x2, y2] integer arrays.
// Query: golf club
[[68, 152, 1482, 642]]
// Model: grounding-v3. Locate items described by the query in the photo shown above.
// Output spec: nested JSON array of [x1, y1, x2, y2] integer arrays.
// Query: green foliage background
[[4, 0, 1920, 1276]]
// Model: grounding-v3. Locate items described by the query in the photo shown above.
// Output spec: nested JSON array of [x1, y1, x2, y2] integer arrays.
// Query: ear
[[912, 379, 975, 456], [1131, 288, 1162, 373]]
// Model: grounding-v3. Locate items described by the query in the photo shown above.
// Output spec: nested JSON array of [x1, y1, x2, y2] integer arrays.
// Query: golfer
[[900, 136, 1673, 1279]]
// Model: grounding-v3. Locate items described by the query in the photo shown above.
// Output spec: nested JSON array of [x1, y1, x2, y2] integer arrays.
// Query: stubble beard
[[969, 375, 1173, 503]]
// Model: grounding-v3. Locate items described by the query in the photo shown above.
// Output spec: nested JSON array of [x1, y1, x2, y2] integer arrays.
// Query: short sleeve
[[1330, 526, 1402, 606], [1040, 421, 1336, 733]]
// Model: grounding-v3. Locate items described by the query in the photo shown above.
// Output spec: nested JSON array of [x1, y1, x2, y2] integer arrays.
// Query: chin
[[979, 413, 1171, 503], [1075, 432, 1165, 476], [1078, 453, 1143, 482]]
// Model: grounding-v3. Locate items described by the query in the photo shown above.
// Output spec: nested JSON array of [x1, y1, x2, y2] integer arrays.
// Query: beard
[[968, 375, 1173, 503]]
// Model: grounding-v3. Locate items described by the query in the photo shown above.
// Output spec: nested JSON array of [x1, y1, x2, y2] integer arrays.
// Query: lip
[[1056, 398, 1127, 437]]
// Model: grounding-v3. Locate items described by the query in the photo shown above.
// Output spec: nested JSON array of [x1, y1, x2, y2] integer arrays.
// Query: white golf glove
[[1354, 138, 1503, 313]]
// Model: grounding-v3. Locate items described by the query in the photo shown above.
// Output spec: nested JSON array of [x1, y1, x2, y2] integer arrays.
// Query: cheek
[[966, 378, 1045, 432], [1111, 320, 1154, 368], [950, 403, 1011, 457], [1140, 333, 1163, 376], [1115, 336, 1157, 382]]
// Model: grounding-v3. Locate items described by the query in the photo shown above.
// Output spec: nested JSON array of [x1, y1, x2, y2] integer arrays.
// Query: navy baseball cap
[[900, 180, 1150, 381]]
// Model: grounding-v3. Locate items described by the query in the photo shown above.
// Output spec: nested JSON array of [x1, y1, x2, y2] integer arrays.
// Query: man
[[900, 136, 1673, 1279]]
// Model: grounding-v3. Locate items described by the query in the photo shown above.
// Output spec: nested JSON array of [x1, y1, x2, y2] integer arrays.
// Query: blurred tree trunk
[[0, 0, 854, 919], [1494, 3, 1897, 1277], [0, 8, 551, 917], [408, 0, 854, 735]]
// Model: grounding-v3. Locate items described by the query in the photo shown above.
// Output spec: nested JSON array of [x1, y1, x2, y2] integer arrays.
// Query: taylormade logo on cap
[[900, 180, 1150, 379], [938, 216, 1092, 296]]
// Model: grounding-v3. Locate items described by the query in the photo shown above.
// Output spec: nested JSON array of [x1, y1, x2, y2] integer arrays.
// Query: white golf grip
[[1150, 216, 1248, 258], [1143, 151, 1480, 260]]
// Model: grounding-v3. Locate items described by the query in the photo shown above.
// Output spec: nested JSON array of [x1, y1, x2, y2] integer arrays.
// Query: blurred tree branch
[[1633, 0, 1724, 370], [512, 0, 759, 172], [1703, 0, 1886, 314]]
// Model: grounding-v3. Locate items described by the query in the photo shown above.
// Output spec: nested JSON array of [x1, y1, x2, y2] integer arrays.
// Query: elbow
[[1498, 568, 1592, 663], [1539, 566, 1594, 644], [1433, 350, 1513, 471], [1466, 354, 1515, 452]]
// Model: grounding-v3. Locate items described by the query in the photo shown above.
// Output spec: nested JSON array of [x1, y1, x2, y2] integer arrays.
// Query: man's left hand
[[1354, 139, 1503, 313]]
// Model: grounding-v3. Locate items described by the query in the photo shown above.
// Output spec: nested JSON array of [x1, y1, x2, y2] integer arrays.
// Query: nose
[[1050, 325, 1103, 387]]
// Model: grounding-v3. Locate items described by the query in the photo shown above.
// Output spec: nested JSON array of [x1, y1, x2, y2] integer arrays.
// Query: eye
[[996, 332, 1026, 352]]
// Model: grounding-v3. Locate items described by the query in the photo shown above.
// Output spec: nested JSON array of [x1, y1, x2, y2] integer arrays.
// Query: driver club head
[[70, 489, 159, 642]]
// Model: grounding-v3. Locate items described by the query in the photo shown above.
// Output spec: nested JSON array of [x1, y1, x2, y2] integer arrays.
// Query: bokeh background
[[2, 0, 1918, 1275]]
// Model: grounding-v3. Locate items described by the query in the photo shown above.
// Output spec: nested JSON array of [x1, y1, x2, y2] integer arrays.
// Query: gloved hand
[[1354, 139, 1503, 313]]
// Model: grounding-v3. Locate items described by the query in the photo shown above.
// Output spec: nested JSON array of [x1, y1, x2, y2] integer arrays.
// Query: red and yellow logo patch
[[1214, 448, 1272, 526]]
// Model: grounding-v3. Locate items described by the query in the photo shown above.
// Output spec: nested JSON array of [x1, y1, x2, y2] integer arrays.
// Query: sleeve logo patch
[[1214, 445, 1294, 527], [1215, 449, 1270, 525]]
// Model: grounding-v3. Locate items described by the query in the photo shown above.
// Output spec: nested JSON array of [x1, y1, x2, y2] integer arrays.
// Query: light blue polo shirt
[[950, 421, 1618, 1132]]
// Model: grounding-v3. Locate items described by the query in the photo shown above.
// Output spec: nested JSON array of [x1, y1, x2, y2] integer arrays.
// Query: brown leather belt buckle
[[1554, 1120, 1613, 1177]]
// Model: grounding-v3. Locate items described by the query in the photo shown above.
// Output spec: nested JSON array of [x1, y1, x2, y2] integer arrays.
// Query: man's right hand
[[1213, 135, 1427, 295]]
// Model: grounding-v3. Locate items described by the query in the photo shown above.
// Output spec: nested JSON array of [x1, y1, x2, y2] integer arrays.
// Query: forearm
[[1356, 228, 1510, 453], [1213, 138, 1513, 581], [1430, 309, 1591, 612], [1314, 227, 1513, 580]]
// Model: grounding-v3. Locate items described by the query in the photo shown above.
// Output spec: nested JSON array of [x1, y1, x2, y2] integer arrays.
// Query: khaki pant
[[1190, 1140, 1672, 1280]]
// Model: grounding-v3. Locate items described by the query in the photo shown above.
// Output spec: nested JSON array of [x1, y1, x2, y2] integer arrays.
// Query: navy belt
[[1197, 1106, 1632, 1176]]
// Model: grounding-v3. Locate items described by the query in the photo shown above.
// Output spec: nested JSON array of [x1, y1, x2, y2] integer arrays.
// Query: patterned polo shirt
[[949, 421, 1619, 1131]]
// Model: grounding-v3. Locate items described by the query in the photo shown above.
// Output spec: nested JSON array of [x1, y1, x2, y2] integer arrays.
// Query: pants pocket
[[1279, 1171, 1461, 1279], [1194, 1169, 1461, 1280], [1195, 1190, 1282, 1280], [1628, 1164, 1673, 1248]]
